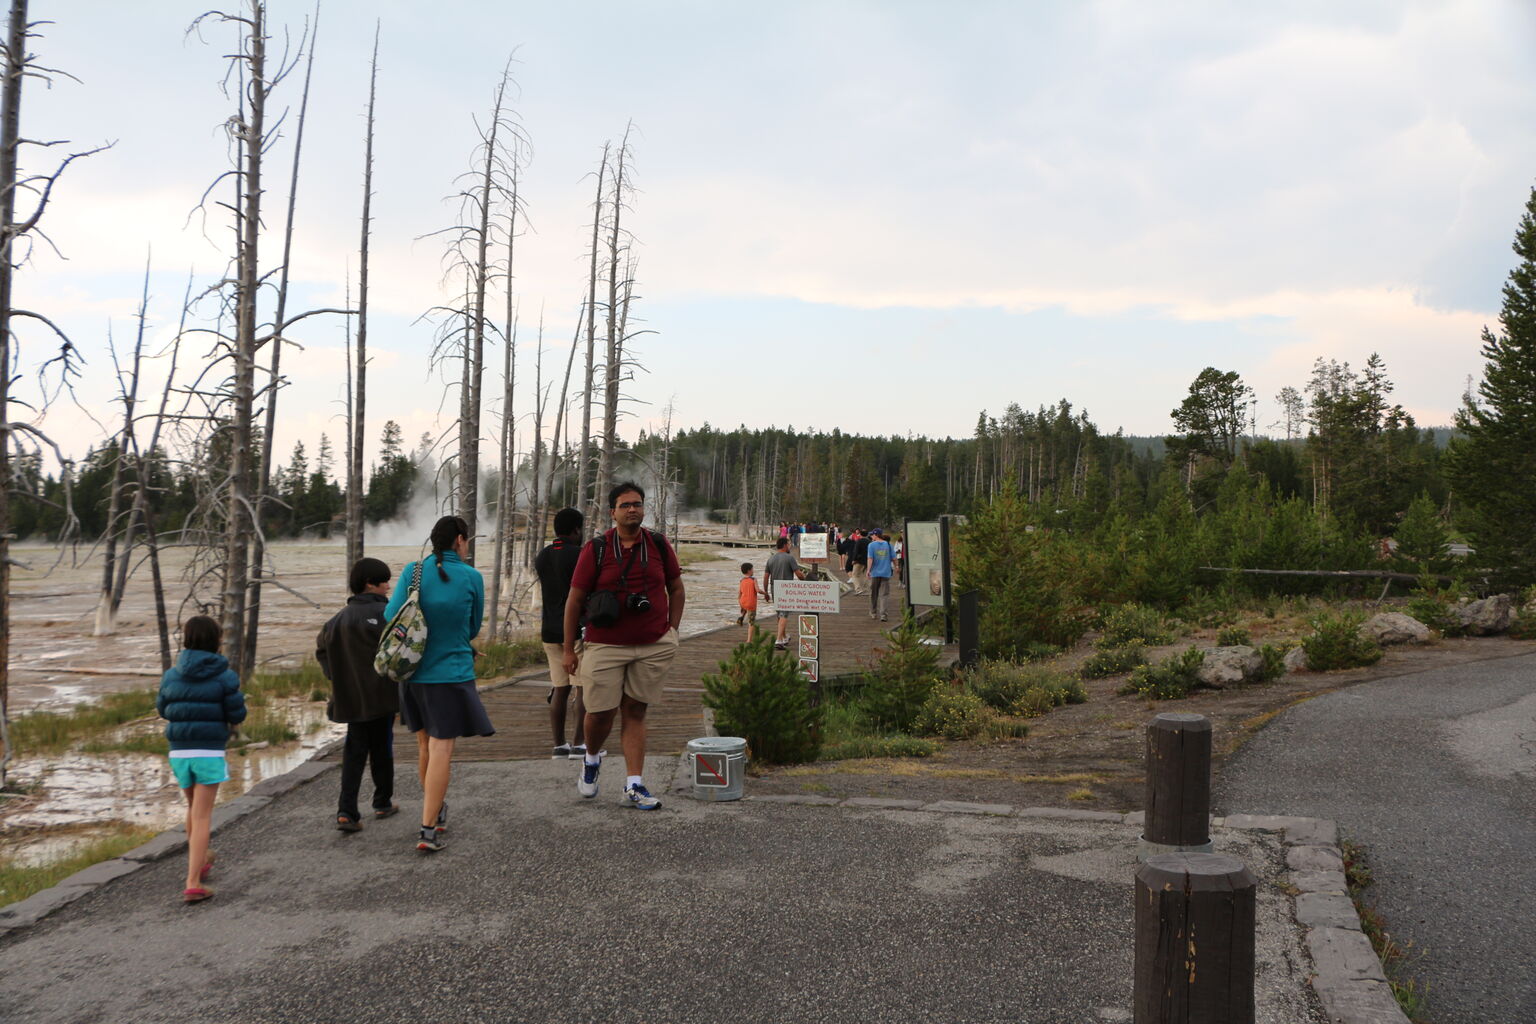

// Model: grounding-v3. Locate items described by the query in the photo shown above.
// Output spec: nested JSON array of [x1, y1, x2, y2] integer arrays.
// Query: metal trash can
[[687, 736, 747, 801]]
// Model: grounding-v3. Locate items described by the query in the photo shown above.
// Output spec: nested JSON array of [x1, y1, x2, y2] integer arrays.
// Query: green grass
[[475, 637, 545, 678], [814, 698, 942, 761], [0, 827, 157, 908], [247, 660, 329, 701], [1341, 839, 1433, 1022], [9, 689, 160, 755], [232, 714, 298, 747]]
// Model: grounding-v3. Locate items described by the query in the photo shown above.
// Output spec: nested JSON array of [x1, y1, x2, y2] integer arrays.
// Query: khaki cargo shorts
[[543, 641, 585, 688], [580, 628, 680, 713]]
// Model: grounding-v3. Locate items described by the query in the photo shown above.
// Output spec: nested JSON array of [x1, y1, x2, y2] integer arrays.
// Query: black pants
[[338, 714, 395, 820]]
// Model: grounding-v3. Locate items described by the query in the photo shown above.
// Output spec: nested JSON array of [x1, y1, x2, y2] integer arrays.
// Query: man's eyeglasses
[[616, 501, 644, 510]]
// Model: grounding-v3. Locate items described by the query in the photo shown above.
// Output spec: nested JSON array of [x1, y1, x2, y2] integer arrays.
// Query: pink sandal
[[182, 887, 213, 904]]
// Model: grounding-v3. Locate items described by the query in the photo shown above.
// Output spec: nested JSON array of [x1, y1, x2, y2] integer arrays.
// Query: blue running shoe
[[578, 755, 602, 798], [621, 782, 661, 810]]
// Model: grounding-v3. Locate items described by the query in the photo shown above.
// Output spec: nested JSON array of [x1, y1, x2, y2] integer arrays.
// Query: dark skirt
[[400, 680, 495, 740]]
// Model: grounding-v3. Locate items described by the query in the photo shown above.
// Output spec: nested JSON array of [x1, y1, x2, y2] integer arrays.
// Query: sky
[[12, 0, 1536, 474]]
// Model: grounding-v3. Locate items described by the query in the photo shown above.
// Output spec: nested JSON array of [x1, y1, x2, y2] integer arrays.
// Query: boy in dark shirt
[[536, 507, 588, 758], [316, 557, 398, 831]]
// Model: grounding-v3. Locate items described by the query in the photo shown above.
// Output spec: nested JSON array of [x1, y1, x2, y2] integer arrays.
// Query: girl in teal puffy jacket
[[156, 615, 246, 903]]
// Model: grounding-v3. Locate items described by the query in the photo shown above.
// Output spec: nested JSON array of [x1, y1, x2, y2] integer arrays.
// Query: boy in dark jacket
[[157, 615, 246, 903], [316, 557, 398, 831]]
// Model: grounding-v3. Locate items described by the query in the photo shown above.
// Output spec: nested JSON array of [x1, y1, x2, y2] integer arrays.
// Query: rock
[[1360, 612, 1431, 646], [1452, 594, 1514, 636], [1195, 645, 1262, 687], [1283, 647, 1309, 673]]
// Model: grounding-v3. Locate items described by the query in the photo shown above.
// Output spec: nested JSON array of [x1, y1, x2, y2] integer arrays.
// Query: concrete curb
[[0, 752, 341, 939], [670, 762, 1405, 1024], [1219, 813, 1410, 1024]]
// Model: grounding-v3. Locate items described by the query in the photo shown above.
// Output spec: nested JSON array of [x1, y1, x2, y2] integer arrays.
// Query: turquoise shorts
[[170, 755, 229, 788]]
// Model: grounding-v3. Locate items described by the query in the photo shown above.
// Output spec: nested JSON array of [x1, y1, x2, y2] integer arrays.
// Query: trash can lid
[[687, 736, 747, 753]]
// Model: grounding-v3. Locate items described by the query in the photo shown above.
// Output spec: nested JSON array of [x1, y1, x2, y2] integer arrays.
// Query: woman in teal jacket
[[387, 515, 493, 853]]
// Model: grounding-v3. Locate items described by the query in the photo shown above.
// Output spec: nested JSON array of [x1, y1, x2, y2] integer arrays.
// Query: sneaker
[[621, 782, 661, 810], [569, 743, 586, 760], [774, 641, 788, 651], [578, 754, 603, 798], [434, 802, 448, 834], [552, 743, 572, 759], [416, 827, 446, 853]]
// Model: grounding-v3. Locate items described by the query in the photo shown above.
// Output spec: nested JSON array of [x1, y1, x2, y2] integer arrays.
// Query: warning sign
[[798, 532, 828, 560], [773, 579, 841, 613]]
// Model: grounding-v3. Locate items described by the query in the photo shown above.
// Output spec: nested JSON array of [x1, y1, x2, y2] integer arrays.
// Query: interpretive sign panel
[[905, 520, 946, 607], [773, 579, 841, 613], [798, 532, 828, 560]]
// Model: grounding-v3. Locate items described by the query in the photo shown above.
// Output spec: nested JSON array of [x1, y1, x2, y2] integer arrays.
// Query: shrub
[[702, 634, 823, 764], [1080, 642, 1147, 679], [1302, 613, 1383, 671], [914, 687, 995, 740], [1098, 603, 1173, 648], [1255, 643, 1288, 682], [1121, 647, 1205, 700], [1216, 626, 1252, 647], [858, 618, 944, 732], [964, 661, 1086, 717], [1405, 578, 1469, 637]]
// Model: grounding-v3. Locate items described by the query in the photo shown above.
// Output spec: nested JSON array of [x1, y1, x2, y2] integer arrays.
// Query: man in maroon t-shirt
[[562, 481, 685, 809]]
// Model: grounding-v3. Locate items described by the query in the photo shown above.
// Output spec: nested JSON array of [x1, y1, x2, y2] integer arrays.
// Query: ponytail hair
[[429, 515, 470, 582]]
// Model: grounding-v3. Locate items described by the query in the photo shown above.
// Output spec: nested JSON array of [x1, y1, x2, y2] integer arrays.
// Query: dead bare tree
[[576, 143, 608, 527], [544, 304, 583, 542], [0, 0, 106, 786], [243, 2, 318, 677], [424, 58, 526, 565], [596, 126, 635, 504], [184, 3, 345, 675], [346, 22, 377, 573]]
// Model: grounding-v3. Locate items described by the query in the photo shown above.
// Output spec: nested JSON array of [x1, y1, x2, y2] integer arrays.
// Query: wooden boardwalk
[[328, 580, 912, 763]]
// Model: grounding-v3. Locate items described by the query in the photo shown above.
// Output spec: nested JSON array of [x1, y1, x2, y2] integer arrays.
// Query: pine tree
[[1445, 185, 1536, 587]]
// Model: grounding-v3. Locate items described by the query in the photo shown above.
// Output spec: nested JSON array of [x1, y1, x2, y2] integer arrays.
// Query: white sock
[[585, 753, 601, 765], [627, 775, 643, 788]]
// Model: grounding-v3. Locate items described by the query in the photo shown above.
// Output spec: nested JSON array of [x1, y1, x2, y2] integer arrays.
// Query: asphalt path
[[0, 757, 1322, 1024], [1215, 649, 1536, 1024]]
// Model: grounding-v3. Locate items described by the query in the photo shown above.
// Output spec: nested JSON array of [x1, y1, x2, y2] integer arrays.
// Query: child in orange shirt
[[736, 562, 758, 640]]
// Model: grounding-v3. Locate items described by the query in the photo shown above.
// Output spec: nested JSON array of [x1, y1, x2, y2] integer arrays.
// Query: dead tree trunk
[[597, 131, 630, 502], [244, 4, 317, 675], [577, 144, 608, 527], [346, 22, 377, 574], [525, 317, 545, 567], [545, 305, 582, 540], [217, 2, 268, 675]]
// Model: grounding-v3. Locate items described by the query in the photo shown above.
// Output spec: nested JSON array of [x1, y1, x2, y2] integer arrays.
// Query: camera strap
[[591, 529, 650, 591]]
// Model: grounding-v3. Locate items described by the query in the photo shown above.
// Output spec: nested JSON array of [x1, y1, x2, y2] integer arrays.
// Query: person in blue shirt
[[386, 515, 494, 853], [157, 614, 246, 903], [866, 528, 895, 622]]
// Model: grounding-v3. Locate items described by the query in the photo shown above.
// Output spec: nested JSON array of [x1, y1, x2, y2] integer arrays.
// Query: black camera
[[626, 592, 652, 614]]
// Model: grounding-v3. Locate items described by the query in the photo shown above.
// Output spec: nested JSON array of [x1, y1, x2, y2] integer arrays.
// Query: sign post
[[773, 579, 840, 706]]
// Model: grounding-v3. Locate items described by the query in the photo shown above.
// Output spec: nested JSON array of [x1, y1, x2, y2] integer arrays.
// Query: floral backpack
[[374, 561, 428, 683]]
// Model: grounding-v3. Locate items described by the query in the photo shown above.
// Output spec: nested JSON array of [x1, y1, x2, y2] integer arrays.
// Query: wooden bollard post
[[1134, 853, 1256, 1024], [1142, 712, 1212, 858]]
